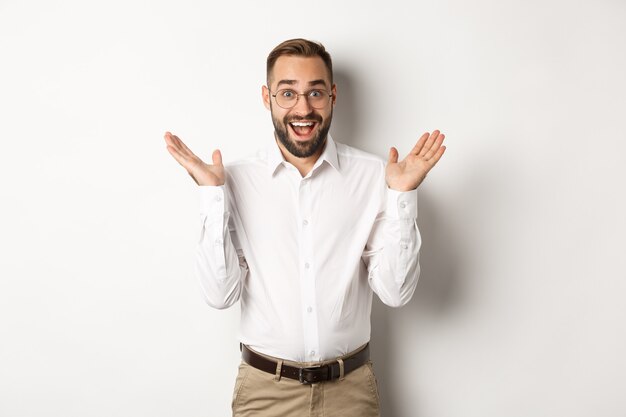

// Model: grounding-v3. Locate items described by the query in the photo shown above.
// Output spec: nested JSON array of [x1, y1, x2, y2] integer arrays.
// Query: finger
[[166, 144, 189, 168], [388, 147, 399, 164], [212, 149, 223, 166], [165, 133, 187, 156], [423, 134, 445, 160], [419, 130, 440, 157], [172, 134, 198, 158], [410, 132, 430, 155], [429, 145, 446, 167], [164, 131, 177, 147], [168, 134, 193, 158]]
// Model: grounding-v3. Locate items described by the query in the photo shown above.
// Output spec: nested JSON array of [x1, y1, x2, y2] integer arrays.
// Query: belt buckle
[[298, 365, 322, 385]]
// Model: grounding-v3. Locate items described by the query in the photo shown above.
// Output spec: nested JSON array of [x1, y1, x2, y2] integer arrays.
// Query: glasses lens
[[307, 90, 328, 109], [276, 90, 297, 108]]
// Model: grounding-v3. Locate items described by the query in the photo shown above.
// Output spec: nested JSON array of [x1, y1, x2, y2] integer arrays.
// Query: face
[[263, 56, 336, 159]]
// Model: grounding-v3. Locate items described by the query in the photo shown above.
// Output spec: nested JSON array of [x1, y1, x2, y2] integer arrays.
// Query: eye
[[281, 90, 295, 98], [309, 90, 323, 98]]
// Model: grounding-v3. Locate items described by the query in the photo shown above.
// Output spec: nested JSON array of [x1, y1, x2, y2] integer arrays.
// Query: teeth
[[290, 122, 314, 127]]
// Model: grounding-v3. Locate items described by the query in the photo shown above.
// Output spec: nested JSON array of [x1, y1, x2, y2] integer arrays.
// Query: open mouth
[[289, 121, 318, 140]]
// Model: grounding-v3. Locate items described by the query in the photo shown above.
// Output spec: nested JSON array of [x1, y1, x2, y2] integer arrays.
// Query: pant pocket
[[365, 360, 381, 405], [231, 361, 251, 412]]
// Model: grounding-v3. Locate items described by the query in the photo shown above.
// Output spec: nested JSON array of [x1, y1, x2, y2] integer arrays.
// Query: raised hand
[[164, 131, 225, 186], [385, 130, 446, 191]]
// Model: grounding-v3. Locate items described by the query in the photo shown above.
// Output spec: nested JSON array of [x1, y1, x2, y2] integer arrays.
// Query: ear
[[262, 85, 271, 110], [331, 83, 337, 107]]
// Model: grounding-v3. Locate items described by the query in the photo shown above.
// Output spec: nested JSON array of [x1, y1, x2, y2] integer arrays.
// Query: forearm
[[196, 186, 248, 309], [366, 188, 422, 307]]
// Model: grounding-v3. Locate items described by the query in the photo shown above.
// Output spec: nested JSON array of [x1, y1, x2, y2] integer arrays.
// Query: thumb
[[212, 149, 223, 166], [388, 147, 399, 164]]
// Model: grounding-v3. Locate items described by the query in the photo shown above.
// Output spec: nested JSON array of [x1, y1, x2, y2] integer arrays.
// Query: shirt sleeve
[[196, 185, 248, 309], [362, 186, 421, 308]]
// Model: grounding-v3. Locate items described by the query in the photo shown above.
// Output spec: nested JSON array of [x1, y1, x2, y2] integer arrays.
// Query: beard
[[272, 107, 332, 158]]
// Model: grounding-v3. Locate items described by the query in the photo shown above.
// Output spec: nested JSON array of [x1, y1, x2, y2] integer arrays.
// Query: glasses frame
[[270, 88, 333, 110]]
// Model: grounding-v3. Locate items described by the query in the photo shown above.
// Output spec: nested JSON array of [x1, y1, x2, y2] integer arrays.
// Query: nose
[[292, 93, 313, 115]]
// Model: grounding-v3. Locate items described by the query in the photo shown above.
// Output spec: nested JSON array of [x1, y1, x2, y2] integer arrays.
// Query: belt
[[240, 343, 370, 385]]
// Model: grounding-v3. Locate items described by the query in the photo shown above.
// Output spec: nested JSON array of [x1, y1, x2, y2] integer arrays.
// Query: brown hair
[[266, 38, 333, 85]]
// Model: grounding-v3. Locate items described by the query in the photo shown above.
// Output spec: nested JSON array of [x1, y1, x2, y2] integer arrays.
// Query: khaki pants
[[231, 347, 381, 417]]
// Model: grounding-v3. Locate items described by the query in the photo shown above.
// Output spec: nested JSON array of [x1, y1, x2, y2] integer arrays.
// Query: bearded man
[[165, 38, 446, 417]]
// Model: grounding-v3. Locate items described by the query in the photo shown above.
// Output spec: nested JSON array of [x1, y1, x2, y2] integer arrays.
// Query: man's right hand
[[164, 131, 225, 186]]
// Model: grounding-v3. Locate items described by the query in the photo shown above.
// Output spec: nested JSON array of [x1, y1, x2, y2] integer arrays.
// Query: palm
[[386, 130, 446, 191], [164, 132, 225, 186]]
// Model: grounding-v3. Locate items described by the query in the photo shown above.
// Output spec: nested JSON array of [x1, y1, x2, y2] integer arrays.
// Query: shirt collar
[[267, 134, 340, 177]]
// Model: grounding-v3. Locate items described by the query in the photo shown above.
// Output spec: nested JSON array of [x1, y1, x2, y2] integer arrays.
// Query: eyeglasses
[[271, 89, 333, 109]]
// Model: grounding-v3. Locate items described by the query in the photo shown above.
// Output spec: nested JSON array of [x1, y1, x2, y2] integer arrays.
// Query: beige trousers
[[231, 347, 381, 417]]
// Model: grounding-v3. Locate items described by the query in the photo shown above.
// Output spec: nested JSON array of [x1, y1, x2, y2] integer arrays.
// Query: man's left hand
[[385, 130, 446, 192]]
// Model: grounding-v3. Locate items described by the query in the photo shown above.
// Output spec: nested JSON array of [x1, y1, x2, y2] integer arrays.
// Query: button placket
[[298, 179, 319, 361]]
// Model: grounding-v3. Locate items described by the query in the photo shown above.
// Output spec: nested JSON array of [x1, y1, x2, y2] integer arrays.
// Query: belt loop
[[337, 358, 345, 381], [274, 360, 283, 382]]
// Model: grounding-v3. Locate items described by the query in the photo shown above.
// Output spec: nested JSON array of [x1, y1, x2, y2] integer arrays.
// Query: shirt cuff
[[385, 188, 418, 219], [198, 185, 226, 215]]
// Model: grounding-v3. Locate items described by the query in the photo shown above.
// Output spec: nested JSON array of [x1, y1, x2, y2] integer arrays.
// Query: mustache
[[285, 113, 323, 123]]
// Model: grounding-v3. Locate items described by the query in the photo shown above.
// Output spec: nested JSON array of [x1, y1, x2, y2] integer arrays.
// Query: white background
[[1, 0, 625, 416]]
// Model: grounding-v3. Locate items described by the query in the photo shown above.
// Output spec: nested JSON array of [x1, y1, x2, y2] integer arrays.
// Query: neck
[[275, 135, 326, 177]]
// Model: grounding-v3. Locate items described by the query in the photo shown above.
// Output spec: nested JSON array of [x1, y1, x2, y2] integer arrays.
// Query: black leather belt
[[240, 343, 370, 385]]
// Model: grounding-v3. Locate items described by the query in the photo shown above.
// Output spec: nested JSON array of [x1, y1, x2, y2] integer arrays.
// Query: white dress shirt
[[196, 135, 421, 362]]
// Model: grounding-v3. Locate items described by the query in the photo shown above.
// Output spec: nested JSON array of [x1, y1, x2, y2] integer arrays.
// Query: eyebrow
[[276, 79, 329, 88], [307, 79, 327, 87]]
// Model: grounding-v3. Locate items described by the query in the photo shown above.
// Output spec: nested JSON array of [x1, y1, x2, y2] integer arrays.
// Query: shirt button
[[215, 238, 223, 246], [305, 262, 310, 269], [302, 219, 309, 226], [401, 242, 409, 250], [309, 350, 316, 357], [215, 195, 222, 202], [307, 306, 313, 313], [400, 201, 407, 209]]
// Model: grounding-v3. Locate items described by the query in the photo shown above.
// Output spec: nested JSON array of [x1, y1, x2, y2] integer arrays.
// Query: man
[[164, 38, 446, 417]]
